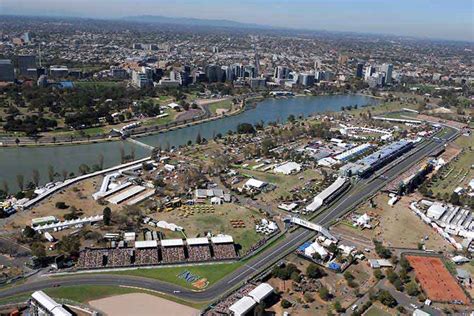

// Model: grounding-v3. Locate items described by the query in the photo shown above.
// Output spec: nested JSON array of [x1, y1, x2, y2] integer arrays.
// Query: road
[[0, 127, 458, 305]]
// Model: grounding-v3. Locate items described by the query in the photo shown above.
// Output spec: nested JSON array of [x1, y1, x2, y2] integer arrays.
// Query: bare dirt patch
[[89, 292, 200, 316]]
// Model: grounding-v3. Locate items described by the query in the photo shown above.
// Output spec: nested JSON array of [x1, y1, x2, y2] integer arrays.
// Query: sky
[[1, 0, 473, 41]]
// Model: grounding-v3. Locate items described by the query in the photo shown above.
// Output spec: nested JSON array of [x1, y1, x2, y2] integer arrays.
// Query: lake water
[[0, 94, 378, 191]]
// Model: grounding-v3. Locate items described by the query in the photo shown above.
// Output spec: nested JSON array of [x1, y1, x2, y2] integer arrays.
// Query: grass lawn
[[49, 126, 107, 138], [106, 262, 242, 290], [207, 99, 233, 114], [143, 109, 176, 126], [346, 101, 419, 117], [240, 168, 323, 202], [0, 285, 205, 309], [74, 81, 123, 88], [428, 134, 474, 196], [364, 305, 393, 316]]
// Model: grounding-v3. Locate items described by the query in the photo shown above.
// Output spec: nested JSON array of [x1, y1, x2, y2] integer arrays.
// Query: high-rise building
[[274, 66, 290, 80], [381, 63, 393, 85], [0, 59, 15, 82], [364, 65, 375, 81], [356, 63, 364, 78], [243, 65, 256, 78], [298, 73, 315, 87], [17, 55, 37, 76], [205, 64, 223, 82]]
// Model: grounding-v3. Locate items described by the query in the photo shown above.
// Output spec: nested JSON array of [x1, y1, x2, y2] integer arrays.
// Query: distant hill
[[121, 15, 276, 30]]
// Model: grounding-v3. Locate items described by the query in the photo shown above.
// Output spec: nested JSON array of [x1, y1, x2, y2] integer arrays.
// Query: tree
[[31, 242, 46, 259], [319, 286, 330, 300], [23, 225, 36, 239], [48, 165, 55, 182], [333, 300, 344, 313], [373, 269, 384, 280], [306, 263, 324, 279], [405, 281, 420, 297], [98, 154, 104, 170], [16, 174, 24, 191], [58, 235, 80, 257], [290, 271, 301, 283], [103, 207, 112, 225], [236, 123, 255, 134], [287, 114, 296, 123], [378, 290, 397, 307], [78, 164, 90, 175], [196, 132, 202, 144], [280, 299, 291, 308], [450, 192, 460, 205], [32, 169, 40, 187]]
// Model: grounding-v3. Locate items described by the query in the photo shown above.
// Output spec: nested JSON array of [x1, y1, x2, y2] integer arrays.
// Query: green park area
[[427, 134, 474, 198], [364, 305, 393, 316], [106, 262, 242, 290], [207, 99, 233, 114]]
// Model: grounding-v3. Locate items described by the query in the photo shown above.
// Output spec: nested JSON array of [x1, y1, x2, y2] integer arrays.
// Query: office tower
[[381, 63, 393, 85], [0, 59, 15, 82], [298, 73, 315, 87], [205, 64, 223, 82], [356, 63, 364, 78], [274, 66, 290, 80], [364, 65, 375, 81], [18, 55, 37, 76], [228, 64, 242, 81], [243, 65, 256, 78]]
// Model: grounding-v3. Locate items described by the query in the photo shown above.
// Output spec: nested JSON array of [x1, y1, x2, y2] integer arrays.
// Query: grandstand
[[161, 239, 186, 263], [211, 235, 237, 259], [187, 237, 212, 261]]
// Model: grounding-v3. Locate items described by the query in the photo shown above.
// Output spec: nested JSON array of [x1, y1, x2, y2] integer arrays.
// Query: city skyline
[[1, 0, 473, 42]]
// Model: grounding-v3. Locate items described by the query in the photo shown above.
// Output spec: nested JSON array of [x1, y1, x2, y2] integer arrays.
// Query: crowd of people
[[76, 242, 238, 269], [161, 246, 186, 263], [107, 248, 133, 267], [212, 243, 237, 259], [77, 249, 107, 269], [205, 283, 256, 315], [135, 248, 160, 265], [187, 245, 212, 261]]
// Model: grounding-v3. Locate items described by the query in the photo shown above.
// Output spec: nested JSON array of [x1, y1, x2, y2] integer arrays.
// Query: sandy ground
[[89, 293, 200, 316]]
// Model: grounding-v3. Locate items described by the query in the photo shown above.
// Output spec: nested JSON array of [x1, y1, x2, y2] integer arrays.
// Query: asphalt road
[[0, 127, 457, 304]]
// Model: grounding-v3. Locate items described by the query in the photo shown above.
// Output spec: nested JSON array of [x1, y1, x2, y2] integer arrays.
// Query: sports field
[[406, 255, 469, 304]]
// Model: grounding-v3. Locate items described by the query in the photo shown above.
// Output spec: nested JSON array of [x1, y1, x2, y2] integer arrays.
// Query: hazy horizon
[[1, 0, 473, 42]]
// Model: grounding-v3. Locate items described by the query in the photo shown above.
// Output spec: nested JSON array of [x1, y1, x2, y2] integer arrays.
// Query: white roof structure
[[427, 202, 447, 220], [107, 186, 146, 205], [304, 241, 328, 258], [273, 162, 301, 175], [167, 102, 180, 109], [413, 309, 431, 316], [244, 178, 266, 189], [306, 177, 347, 212], [161, 239, 184, 247], [248, 283, 274, 303], [31, 291, 72, 316], [187, 237, 210, 245], [368, 259, 393, 269], [211, 235, 234, 244], [134, 240, 158, 248], [229, 296, 256, 316]]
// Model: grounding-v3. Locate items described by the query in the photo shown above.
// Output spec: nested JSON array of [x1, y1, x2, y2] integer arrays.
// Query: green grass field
[[106, 262, 242, 290], [207, 99, 233, 114], [143, 109, 176, 127], [364, 305, 393, 316], [428, 134, 474, 196], [74, 81, 123, 88]]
